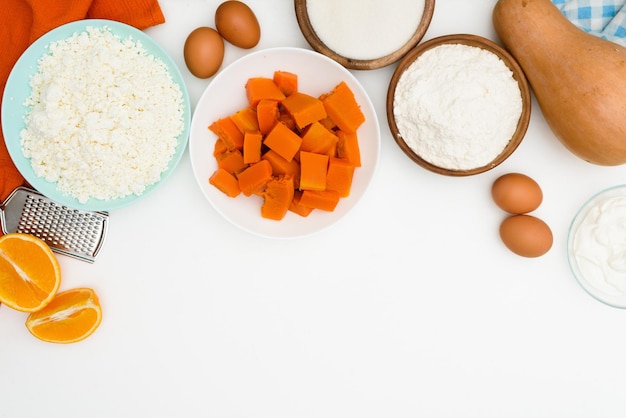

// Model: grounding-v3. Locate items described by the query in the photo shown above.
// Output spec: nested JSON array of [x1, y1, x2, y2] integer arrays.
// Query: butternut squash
[[493, 0, 626, 165]]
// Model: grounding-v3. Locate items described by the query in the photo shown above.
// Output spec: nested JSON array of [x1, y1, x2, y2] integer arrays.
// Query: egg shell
[[184, 27, 225, 79], [499, 214, 553, 258], [215, 1, 261, 49], [492, 172, 543, 214]]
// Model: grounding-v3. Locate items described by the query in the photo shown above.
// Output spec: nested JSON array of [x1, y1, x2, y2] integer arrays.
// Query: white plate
[[189, 47, 380, 239]]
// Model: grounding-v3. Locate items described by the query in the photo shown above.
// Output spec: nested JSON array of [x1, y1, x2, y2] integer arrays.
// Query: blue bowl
[[1, 19, 191, 211]]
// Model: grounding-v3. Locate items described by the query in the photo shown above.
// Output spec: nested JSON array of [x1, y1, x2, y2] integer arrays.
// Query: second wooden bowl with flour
[[386, 34, 531, 176]]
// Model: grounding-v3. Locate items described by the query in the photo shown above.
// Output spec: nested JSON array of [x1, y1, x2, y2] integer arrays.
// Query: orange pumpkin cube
[[281, 92, 327, 130], [209, 117, 244, 150], [216, 149, 247, 175], [336, 130, 361, 167], [321, 81, 365, 133], [256, 99, 280, 135], [237, 159, 273, 196], [261, 175, 295, 220], [245, 77, 286, 107], [273, 70, 298, 96], [289, 190, 314, 217], [326, 158, 355, 197], [300, 121, 338, 156], [299, 189, 341, 212], [230, 107, 259, 133], [243, 131, 263, 164], [262, 149, 301, 180], [263, 122, 302, 162], [209, 168, 241, 197], [299, 151, 329, 191]]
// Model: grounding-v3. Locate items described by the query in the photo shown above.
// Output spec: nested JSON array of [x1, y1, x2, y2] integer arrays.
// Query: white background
[[3, 1, 626, 417]]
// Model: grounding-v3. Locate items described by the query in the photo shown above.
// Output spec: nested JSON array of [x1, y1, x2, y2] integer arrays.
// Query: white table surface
[[3, 1, 626, 417]]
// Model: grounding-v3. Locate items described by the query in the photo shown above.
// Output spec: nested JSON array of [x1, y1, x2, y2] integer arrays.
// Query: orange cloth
[[0, 0, 165, 201]]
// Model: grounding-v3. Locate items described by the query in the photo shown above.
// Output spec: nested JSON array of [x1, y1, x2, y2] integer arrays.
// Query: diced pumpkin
[[299, 189, 341, 212], [245, 77, 286, 107], [209, 168, 241, 197], [326, 158, 355, 197], [278, 106, 297, 132], [336, 130, 361, 167], [289, 190, 314, 217], [243, 131, 263, 164], [321, 81, 365, 133], [263, 122, 302, 162], [273, 70, 298, 96], [213, 138, 229, 157], [237, 159, 273, 196], [300, 121, 338, 156], [281, 92, 327, 130], [319, 116, 337, 131], [207, 71, 367, 221], [216, 149, 247, 175], [262, 149, 301, 181], [261, 175, 295, 220], [299, 151, 328, 191], [256, 99, 280, 135], [209, 117, 244, 150], [230, 107, 259, 133]]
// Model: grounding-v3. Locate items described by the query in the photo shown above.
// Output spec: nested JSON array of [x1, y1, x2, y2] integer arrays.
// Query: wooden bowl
[[386, 34, 531, 176], [294, 0, 435, 70]]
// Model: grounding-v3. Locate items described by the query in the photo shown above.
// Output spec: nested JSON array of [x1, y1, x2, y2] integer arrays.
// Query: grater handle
[[0, 187, 28, 235]]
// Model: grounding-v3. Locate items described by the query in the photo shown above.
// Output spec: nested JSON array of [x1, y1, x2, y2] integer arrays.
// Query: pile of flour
[[393, 43, 523, 171]]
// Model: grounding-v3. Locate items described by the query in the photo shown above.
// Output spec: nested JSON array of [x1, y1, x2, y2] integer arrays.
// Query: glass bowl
[[568, 184, 626, 308]]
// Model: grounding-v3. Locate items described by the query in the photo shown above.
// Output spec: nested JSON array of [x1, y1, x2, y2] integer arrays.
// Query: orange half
[[0, 233, 61, 312], [26, 287, 102, 344]]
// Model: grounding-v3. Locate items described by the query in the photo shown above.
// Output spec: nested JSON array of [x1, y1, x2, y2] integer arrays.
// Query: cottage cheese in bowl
[[2, 20, 191, 211]]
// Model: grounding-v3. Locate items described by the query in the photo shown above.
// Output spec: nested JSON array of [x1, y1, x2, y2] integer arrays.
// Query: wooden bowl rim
[[385, 34, 532, 177], [294, 0, 436, 70]]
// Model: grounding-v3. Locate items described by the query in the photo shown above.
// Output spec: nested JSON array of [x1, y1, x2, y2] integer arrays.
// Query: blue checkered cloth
[[552, 0, 626, 45]]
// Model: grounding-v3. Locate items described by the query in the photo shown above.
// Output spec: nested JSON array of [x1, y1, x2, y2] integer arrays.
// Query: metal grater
[[0, 187, 108, 263]]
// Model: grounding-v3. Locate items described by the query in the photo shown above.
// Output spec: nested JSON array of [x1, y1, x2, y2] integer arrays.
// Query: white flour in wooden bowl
[[20, 26, 185, 204], [393, 43, 523, 171]]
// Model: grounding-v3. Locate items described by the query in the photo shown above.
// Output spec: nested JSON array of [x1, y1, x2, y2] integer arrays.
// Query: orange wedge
[[26, 287, 102, 344], [0, 233, 61, 312]]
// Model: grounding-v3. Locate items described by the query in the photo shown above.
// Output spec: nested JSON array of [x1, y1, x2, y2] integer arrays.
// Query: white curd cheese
[[393, 43, 522, 171], [20, 26, 185, 204]]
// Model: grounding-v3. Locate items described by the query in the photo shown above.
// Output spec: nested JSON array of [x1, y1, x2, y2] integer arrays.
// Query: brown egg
[[492, 172, 543, 214], [184, 27, 225, 79], [215, 1, 261, 49], [499, 215, 553, 258]]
